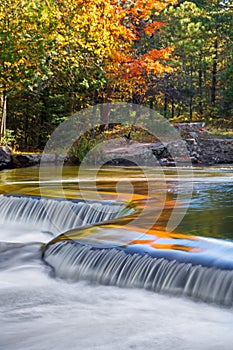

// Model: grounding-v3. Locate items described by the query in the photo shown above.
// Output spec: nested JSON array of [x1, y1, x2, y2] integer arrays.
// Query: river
[[0, 165, 233, 350]]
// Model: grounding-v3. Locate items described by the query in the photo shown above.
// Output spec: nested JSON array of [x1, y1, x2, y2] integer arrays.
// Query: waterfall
[[2, 194, 233, 306], [0, 195, 130, 234], [43, 240, 233, 306]]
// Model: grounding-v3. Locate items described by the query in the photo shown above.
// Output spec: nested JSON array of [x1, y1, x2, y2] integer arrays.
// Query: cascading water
[[0, 195, 131, 234], [1, 166, 233, 350], [42, 240, 233, 306], [1, 193, 233, 306]]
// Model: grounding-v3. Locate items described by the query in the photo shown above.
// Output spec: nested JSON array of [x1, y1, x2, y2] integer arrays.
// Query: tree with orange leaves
[[103, 0, 177, 106], [0, 0, 176, 148]]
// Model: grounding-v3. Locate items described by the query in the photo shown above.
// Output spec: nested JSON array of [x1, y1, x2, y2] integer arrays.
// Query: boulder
[[12, 154, 40, 168], [0, 146, 12, 170]]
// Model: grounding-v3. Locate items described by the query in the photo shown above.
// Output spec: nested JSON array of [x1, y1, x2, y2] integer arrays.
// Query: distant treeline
[[0, 0, 232, 149]]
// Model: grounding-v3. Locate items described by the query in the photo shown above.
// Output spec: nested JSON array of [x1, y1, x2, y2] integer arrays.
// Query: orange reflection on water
[[150, 243, 200, 253]]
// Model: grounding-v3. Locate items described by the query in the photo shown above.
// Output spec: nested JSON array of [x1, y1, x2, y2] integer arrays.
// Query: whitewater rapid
[[1, 165, 233, 350], [0, 223, 233, 350]]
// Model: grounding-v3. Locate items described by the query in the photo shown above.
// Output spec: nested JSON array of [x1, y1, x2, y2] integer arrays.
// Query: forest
[[0, 0, 232, 150]]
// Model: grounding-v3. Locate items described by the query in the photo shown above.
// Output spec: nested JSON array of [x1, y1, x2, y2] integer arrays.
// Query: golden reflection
[[0, 166, 200, 254], [150, 243, 200, 252]]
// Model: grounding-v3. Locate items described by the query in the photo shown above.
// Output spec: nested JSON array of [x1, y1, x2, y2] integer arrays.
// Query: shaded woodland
[[0, 0, 232, 150]]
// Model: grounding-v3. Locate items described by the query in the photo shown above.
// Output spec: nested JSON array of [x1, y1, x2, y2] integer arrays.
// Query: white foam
[[0, 266, 233, 350]]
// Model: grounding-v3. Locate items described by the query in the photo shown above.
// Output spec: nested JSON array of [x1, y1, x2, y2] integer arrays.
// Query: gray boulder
[[0, 146, 12, 169]]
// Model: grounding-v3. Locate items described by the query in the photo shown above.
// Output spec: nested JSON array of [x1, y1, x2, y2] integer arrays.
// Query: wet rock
[[186, 138, 233, 165], [2, 135, 233, 170], [11, 153, 68, 168], [12, 154, 40, 168], [80, 137, 233, 167], [102, 142, 158, 167], [40, 153, 67, 165], [0, 146, 12, 170]]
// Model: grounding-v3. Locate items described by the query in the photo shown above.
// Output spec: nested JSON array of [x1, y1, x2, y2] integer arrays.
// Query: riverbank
[[96, 137, 233, 167], [0, 149, 67, 170], [1, 136, 233, 170]]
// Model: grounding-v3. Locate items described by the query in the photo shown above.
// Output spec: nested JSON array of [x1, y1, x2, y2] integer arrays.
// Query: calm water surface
[[0, 165, 233, 350]]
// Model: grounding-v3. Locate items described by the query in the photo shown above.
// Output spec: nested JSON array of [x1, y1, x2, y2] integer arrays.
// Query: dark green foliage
[[148, 1, 233, 124]]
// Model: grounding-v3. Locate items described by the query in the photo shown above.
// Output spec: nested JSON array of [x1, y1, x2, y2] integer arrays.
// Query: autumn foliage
[[103, 0, 177, 99], [0, 0, 176, 101]]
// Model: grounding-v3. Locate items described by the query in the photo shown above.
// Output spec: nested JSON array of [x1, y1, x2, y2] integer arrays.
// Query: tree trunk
[[198, 53, 203, 117], [1, 94, 7, 139], [211, 39, 218, 110], [171, 98, 175, 119], [132, 93, 141, 121], [189, 68, 193, 121], [99, 85, 114, 127], [189, 98, 193, 121], [149, 98, 154, 120], [164, 93, 168, 118]]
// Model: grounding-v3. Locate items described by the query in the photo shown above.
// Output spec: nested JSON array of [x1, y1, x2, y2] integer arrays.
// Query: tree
[[0, 0, 58, 140], [107, 0, 176, 106], [1, 0, 178, 148], [152, 1, 233, 123]]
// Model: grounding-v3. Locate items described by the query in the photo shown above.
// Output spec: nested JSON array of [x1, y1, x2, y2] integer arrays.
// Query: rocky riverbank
[[186, 138, 233, 165], [1, 136, 233, 170], [103, 122, 233, 166], [101, 137, 233, 167], [0, 148, 67, 170], [0, 146, 12, 170]]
